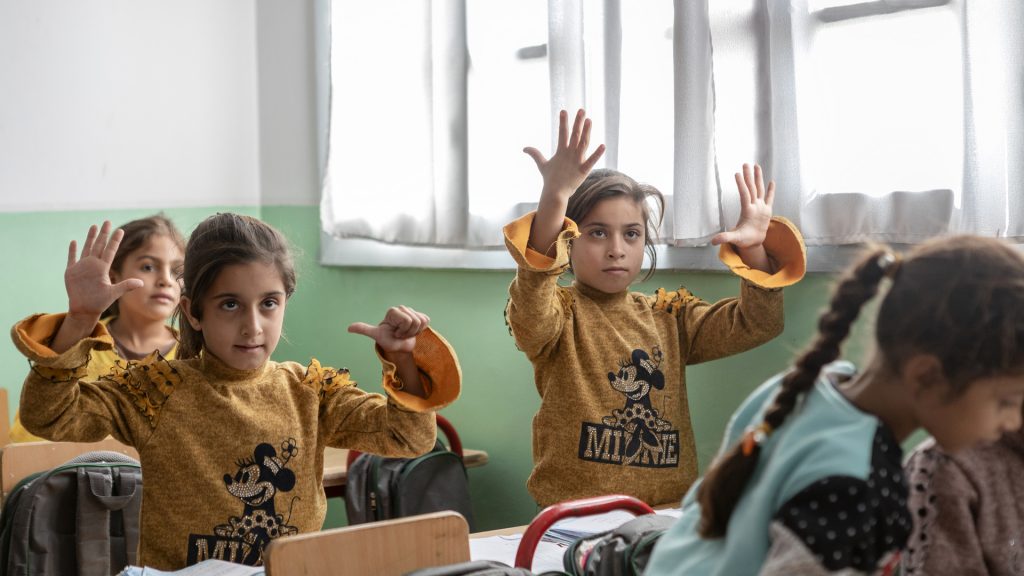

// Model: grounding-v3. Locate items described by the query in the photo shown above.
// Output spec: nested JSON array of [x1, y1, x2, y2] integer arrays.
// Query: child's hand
[[711, 164, 775, 249], [524, 109, 606, 201], [347, 306, 430, 354], [65, 221, 144, 319]]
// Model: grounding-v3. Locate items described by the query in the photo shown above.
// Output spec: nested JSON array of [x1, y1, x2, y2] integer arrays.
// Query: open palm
[[711, 164, 775, 249], [65, 222, 143, 317], [523, 109, 606, 199]]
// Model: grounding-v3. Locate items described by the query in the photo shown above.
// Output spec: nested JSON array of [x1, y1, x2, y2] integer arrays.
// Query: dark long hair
[[174, 213, 296, 359], [697, 235, 1024, 538], [566, 169, 664, 281]]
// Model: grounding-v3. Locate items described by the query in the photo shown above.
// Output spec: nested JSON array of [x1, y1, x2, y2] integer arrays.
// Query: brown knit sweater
[[504, 212, 806, 507], [11, 313, 461, 570], [903, 433, 1024, 576]]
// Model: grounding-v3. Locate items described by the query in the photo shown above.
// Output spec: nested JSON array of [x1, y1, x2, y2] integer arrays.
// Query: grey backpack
[[0, 450, 143, 576]]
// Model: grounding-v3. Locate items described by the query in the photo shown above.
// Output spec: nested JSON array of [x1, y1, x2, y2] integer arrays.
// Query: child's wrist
[[381, 349, 414, 363], [64, 310, 101, 327]]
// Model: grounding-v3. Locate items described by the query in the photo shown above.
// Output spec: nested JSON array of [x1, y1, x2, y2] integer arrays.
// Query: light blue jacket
[[646, 362, 881, 575]]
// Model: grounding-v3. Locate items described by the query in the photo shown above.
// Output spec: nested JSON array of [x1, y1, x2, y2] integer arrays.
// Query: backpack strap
[[75, 464, 142, 576]]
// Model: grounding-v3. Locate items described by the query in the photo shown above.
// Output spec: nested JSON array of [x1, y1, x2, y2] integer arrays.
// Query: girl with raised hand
[[646, 236, 1024, 575], [12, 213, 460, 570], [10, 214, 184, 442], [504, 108, 806, 507]]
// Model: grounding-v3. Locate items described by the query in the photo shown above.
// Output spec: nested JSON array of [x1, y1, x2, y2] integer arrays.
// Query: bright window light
[[466, 0, 549, 220], [807, 6, 963, 199]]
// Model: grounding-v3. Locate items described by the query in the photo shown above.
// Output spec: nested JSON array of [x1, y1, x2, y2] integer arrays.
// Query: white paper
[[118, 559, 264, 576], [469, 533, 568, 573]]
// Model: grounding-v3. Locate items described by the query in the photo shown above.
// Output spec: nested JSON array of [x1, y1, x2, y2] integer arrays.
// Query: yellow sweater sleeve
[[718, 216, 807, 288]]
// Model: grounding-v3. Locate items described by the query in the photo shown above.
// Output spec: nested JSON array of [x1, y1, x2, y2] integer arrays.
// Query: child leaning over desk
[[646, 236, 1024, 575], [504, 109, 806, 508], [12, 214, 461, 570], [901, 404, 1024, 576]]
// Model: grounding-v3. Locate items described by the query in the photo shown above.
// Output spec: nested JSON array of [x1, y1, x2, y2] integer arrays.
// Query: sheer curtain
[[707, 0, 1024, 244], [320, 0, 1024, 267]]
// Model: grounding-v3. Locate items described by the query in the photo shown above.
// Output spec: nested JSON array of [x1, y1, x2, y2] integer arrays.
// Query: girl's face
[[110, 234, 184, 323], [182, 261, 287, 371], [570, 196, 646, 294], [919, 373, 1024, 453]]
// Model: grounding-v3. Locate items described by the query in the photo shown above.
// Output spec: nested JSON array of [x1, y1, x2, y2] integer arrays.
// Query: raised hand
[[347, 305, 430, 354], [523, 109, 606, 201], [711, 163, 775, 249], [65, 222, 144, 318], [524, 109, 606, 256]]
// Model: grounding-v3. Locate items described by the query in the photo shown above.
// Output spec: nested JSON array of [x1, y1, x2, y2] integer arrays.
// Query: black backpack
[[562, 513, 674, 576], [345, 414, 475, 530], [0, 450, 143, 576]]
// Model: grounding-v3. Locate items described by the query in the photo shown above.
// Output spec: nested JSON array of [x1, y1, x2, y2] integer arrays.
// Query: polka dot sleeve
[[772, 425, 912, 573], [774, 476, 906, 572]]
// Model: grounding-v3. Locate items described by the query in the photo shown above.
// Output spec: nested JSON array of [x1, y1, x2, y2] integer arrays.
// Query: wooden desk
[[265, 511, 470, 576], [322, 447, 489, 499], [1, 438, 139, 501]]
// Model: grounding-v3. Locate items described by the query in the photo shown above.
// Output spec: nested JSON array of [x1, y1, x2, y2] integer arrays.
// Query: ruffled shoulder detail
[[99, 351, 181, 429], [504, 286, 574, 344], [302, 358, 356, 402], [648, 287, 700, 317]]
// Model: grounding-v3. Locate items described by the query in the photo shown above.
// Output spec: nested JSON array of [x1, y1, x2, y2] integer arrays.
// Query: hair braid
[[696, 247, 892, 538]]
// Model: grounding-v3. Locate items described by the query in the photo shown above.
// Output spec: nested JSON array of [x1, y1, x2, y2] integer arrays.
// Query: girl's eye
[[262, 299, 279, 310], [141, 264, 154, 272], [221, 300, 238, 311], [590, 229, 607, 239], [626, 230, 642, 240]]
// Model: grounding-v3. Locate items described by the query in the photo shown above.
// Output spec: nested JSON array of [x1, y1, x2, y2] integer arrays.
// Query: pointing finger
[[347, 322, 377, 338]]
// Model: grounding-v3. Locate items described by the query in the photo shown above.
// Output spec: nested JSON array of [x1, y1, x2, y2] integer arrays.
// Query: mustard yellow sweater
[[504, 212, 805, 507], [10, 317, 179, 443], [11, 313, 461, 570]]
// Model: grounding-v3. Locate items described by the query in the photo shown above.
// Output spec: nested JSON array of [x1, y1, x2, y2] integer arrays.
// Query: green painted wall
[[1, 206, 878, 532]]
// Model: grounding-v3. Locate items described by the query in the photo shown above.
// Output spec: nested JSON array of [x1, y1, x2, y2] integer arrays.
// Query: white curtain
[[705, 0, 1024, 245], [321, 0, 1024, 255]]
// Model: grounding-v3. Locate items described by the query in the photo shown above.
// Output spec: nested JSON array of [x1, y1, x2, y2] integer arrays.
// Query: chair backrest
[[0, 389, 9, 447], [0, 437, 138, 502], [263, 511, 470, 576]]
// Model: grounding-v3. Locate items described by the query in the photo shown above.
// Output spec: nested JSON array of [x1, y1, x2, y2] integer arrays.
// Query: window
[[320, 0, 1024, 270]]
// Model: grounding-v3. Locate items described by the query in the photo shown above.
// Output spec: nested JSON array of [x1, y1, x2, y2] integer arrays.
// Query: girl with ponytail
[[12, 214, 462, 569], [646, 235, 1024, 575]]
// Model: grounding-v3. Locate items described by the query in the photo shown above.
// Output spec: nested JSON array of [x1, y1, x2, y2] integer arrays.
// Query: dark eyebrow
[[210, 291, 286, 300], [582, 221, 643, 229]]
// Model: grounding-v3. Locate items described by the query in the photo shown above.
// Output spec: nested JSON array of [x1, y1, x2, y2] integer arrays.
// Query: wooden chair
[[0, 388, 9, 447], [263, 511, 470, 576], [0, 437, 138, 502]]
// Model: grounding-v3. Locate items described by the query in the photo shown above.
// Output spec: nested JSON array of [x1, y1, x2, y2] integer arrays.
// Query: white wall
[[0, 0, 261, 212], [255, 0, 320, 207]]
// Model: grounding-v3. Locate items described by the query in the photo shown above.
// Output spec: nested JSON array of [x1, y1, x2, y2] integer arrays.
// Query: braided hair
[[697, 235, 1024, 538]]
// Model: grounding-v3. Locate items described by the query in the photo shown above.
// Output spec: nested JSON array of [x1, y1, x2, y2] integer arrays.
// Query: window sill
[[320, 232, 916, 273]]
